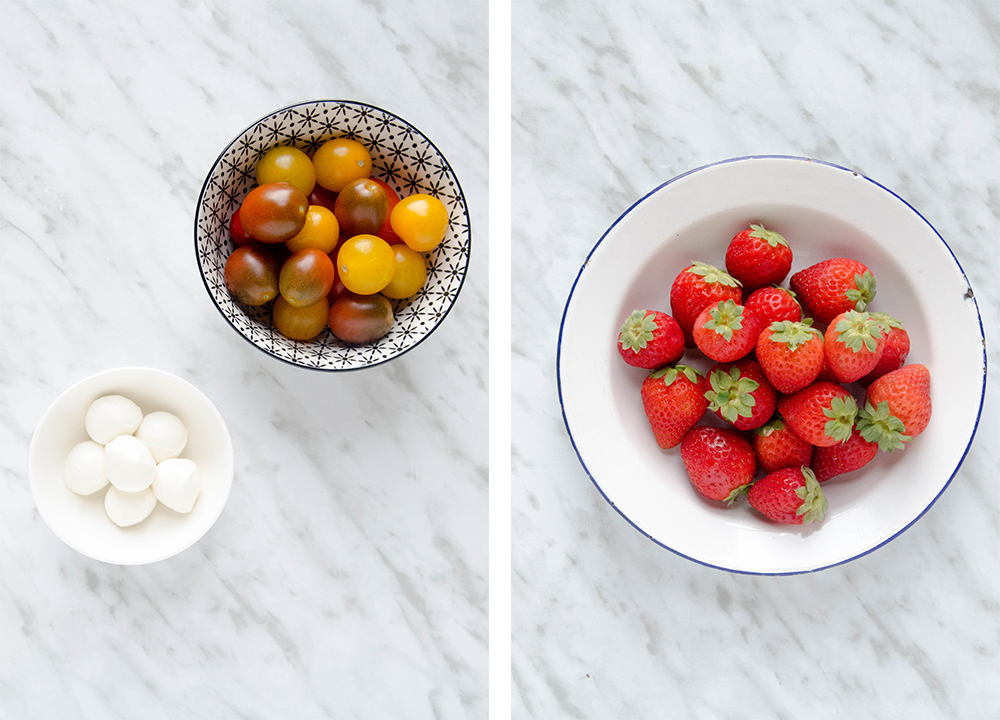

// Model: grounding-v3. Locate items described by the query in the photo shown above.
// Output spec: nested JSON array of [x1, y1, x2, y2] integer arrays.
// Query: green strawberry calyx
[[705, 366, 759, 423], [687, 261, 742, 288], [748, 224, 789, 248], [650, 364, 702, 387], [618, 309, 657, 353], [870, 311, 904, 332], [704, 300, 745, 342], [834, 310, 883, 353], [856, 399, 912, 453], [767, 319, 821, 351], [846, 270, 878, 312], [795, 467, 828, 525], [822, 394, 858, 444], [756, 418, 786, 437], [724, 483, 751, 506]]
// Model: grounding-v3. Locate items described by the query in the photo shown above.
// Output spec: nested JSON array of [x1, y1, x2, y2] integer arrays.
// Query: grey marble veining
[[513, 1, 999, 718]]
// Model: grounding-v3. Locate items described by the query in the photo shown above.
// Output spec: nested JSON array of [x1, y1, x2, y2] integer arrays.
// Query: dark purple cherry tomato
[[239, 182, 309, 243], [224, 244, 281, 306], [328, 294, 394, 344], [334, 178, 388, 238], [279, 248, 336, 308]]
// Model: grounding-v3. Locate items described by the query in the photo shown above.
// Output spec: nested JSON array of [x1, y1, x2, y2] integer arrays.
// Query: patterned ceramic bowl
[[195, 100, 471, 371]]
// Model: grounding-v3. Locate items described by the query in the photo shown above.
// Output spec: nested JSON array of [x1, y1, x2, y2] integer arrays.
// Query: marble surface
[[512, 1, 999, 719], [0, 1, 487, 718]]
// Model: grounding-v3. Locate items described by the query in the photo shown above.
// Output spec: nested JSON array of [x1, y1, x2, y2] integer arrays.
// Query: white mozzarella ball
[[104, 485, 157, 527], [152, 458, 202, 514], [134, 411, 188, 463], [64, 441, 109, 495], [85, 395, 143, 445], [103, 434, 157, 492]]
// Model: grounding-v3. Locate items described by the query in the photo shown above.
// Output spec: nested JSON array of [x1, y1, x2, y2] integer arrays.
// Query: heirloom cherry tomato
[[279, 248, 336, 307], [313, 138, 372, 192], [308, 184, 338, 213], [230, 208, 253, 246], [369, 178, 403, 244], [380, 244, 427, 299], [328, 294, 394, 344], [273, 295, 330, 341], [285, 205, 340, 254], [256, 146, 316, 196], [224, 244, 281, 306], [334, 178, 388, 237], [336, 234, 396, 295], [390, 194, 449, 252], [239, 182, 309, 243]]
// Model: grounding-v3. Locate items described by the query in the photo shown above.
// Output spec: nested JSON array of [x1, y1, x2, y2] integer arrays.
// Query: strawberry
[[692, 300, 763, 362], [680, 426, 756, 503], [776, 381, 858, 447], [617, 309, 685, 369], [744, 286, 802, 328], [724, 224, 793, 292], [747, 466, 828, 525], [755, 320, 825, 394], [705, 358, 776, 431], [669, 262, 742, 347], [789, 258, 877, 325], [823, 310, 886, 384], [858, 313, 910, 387], [640, 365, 709, 449], [856, 364, 931, 452], [753, 418, 814, 473], [812, 427, 879, 481]]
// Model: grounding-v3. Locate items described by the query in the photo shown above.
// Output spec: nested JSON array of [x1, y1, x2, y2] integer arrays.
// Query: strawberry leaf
[[822, 395, 858, 444], [794, 467, 828, 524], [618, 309, 657, 353], [834, 310, 883, 353], [688, 261, 742, 288], [704, 300, 744, 342], [857, 400, 912, 453], [768, 320, 821, 351], [706, 367, 759, 422], [845, 270, 877, 311], [748, 224, 789, 248]]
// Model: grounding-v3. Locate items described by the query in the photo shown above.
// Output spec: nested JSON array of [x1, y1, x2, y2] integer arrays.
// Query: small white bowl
[[29, 367, 234, 565], [558, 156, 987, 575]]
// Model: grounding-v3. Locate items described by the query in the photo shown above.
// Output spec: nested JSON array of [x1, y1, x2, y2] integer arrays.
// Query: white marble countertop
[[512, 1, 999, 719], [0, 1, 487, 718]]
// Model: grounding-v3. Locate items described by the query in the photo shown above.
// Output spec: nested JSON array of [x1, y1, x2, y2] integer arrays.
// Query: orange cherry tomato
[[285, 205, 340, 254], [390, 194, 449, 252], [256, 146, 316, 196], [336, 234, 396, 295], [313, 138, 372, 193], [380, 245, 427, 299], [273, 295, 329, 341]]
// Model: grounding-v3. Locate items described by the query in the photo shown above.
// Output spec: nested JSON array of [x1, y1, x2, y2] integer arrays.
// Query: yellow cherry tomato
[[285, 205, 340, 254], [313, 138, 372, 193], [272, 295, 330, 341], [336, 234, 396, 295], [256, 146, 316, 196], [381, 245, 427, 299], [390, 194, 449, 252]]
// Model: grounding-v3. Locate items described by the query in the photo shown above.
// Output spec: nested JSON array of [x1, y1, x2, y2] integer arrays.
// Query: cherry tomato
[[308, 184, 338, 213], [279, 248, 336, 307], [390, 194, 449, 252], [285, 205, 340, 254], [313, 138, 372, 192], [273, 295, 329, 341], [239, 182, 309, 243], [224, 244, 281, 306], [381, 245, 427, 299], [336, 234, 396, 295], [334, 178, 388, 238], [230, 208, 253, 246], [369, 178, 403, 244], [328, 294, 394, 344], [256, 146, 316, 196]]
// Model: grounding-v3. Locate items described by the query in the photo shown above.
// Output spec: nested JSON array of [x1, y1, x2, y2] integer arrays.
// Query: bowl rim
[[556, 154, 988, 576], [193, 98, 472, 372]]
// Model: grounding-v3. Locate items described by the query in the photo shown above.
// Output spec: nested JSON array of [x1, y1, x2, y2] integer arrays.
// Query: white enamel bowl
[[558, 156, 986, 575], [28, 367, 234, 565]]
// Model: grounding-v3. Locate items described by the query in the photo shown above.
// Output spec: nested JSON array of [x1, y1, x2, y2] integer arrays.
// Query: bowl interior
[[29, 367, 234, 565], [195, 100, 471, 371], [559, 157, 985, 574]]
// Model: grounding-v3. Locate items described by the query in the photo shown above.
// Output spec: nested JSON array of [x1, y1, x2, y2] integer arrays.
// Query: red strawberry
[[617, 309, 685, 369], [858, 313, 910, 387], [753, 418, 814, 473], [777, 381, 858, 447], [724, 224, 793, 292], [680, 426, 756, 503], [755, 320, 825, 394], [705, 358, 776, 431], [640, 365, 709, 449], [789, 258, 877, 325], [669, 262, 742, 347], [747, 466, 828, 525], [692, 300, 763, 362], [744, 286, 802, 327], [857, 364, 932, 452], [823, 310, 886, 384], [812, 427, 879, 481]]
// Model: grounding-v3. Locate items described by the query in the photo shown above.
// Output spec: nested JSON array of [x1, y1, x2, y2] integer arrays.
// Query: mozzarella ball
[[104, 486, 157, 527], [85, 395, 143, 445], [103, 434, 157, 492], [64, 441, 109, 495], [135, 411, 188, 463], [152, 458, 202, 514]]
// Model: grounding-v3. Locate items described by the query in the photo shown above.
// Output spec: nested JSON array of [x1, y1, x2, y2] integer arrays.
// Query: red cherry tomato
[[224, 244, 281, 306], [308, 185, 338, 213], [369, 178, 403, 244], [230, 208, 253, 246], [279, 248, 336, 308], [239, 182, 309, 244], [328, 294, 394, 344]]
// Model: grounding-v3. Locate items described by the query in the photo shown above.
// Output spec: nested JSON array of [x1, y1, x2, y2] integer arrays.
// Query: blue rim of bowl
[[556, 154, 988, 576], [193, 99, 472, 372]]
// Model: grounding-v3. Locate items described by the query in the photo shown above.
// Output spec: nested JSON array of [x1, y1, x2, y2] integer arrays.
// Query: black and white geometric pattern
[[194, 100, 471, 371]]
